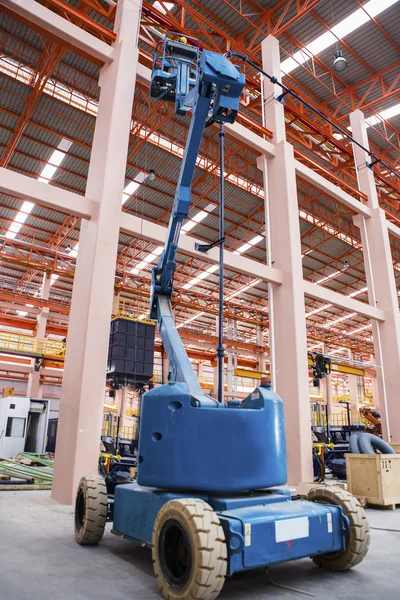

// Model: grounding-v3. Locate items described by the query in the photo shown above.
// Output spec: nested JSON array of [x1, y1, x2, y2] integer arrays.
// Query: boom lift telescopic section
[[149, 35, 245, 404]]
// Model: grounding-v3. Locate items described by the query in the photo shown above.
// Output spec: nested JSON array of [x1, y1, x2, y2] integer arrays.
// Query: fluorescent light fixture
[[179, 278, 261, 327], [225, 278, 261, 300], [122, 172, 147, 205], [351, 324, 372, 335], [153, 1, 175, 14], [130, 246, 163, 275], [6, 200, 34, 239], [183, 264, 219, 290], [177, 311, 206, 329], [181, 203, 216, 234], [306, 287, 368, 319], [315, 269, 342, 285], [68, 243, 79, 258], [37, 138, 72, 184], [281, 0, 399, 75], [234, 234, 264, 256], [366, 102, 400, 128], [308, 343, 323, 351], [6, 138, 71, 239]]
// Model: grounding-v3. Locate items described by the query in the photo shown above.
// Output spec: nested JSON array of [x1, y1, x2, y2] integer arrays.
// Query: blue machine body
[[137, 382, 287, 492], [112, 483, 348, 576], [109, 39, 351, 582]]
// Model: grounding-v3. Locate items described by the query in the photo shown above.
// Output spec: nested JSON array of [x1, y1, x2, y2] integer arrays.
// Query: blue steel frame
[[110, 483, 349, 576]]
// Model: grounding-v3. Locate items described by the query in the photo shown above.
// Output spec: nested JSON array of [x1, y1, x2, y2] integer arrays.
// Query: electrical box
[[0, 396, 50, 459], [107, 318, 155, 386]]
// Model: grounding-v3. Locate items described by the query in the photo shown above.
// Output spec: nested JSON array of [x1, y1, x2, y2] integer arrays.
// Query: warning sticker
[[275, 517, 309, 543], [327, 513, 333, 533], [245, 523, 251, 546]]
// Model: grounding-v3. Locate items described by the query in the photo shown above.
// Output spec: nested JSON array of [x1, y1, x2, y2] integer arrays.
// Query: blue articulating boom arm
[[149, 36, 245, 405]]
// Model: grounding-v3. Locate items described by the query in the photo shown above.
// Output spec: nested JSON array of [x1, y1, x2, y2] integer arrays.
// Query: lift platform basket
[[107, 318, 155, 385]]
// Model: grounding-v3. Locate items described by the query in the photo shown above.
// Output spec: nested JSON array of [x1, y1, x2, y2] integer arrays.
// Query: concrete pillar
[[256, 325, 266, 372], [258, 36, 313, 484], [52, 0, 142, 503], [350, 110, 400, 442], [233, 320, 238, 394], [227, 319, 234, 398], [348, 375, 359, 413], [27, 272, 51, 398], [119, 386, 129, 431], [372, 375, 380, 410], [322, 344, 333, 413], [324, 374, 333, 413]]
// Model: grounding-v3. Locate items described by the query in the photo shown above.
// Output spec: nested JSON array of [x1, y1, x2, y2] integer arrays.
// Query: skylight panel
[[129, 246, 163, 275], [281, 0, 400, 75], [315, 269, 342, 285], [5, 138, 71, 240], [183, 264, 219, 290], [153, 1, 175, 14], [121, 172, 147, 205], [181, 203, 216, 234]]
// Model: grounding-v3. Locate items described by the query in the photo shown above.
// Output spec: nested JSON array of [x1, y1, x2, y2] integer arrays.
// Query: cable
[[266, 570, 316, 597], [217, 122, 225, 403], [370, 527, 400, 532], [225, 51, 400, 185]]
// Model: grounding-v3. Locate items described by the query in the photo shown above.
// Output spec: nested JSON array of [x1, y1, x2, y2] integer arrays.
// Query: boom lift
[[74, 36, 369, 600]]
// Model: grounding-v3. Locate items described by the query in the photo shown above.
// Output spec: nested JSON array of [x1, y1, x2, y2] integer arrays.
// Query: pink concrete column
[[119, 386, 129, 431], [350, 110, 400, 442], [348, 375, 359, 413], [27, 272, 51, 398], [52, 0, 142, 503], [258, 35, 313, 484], [256, 325, 266, 372]]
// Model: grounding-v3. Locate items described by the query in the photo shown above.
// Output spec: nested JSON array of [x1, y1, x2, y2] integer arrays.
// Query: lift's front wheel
[[152, 498, 227, 600], [307, 486, 370, 571], [74, 476, 108, 545]]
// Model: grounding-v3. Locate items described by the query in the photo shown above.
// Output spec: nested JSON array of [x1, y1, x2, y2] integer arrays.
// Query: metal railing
[[102, 422, 139, 440], [0, 331, 65, 357], [112, 296, 156, 325], [311, 411, 366, 428]]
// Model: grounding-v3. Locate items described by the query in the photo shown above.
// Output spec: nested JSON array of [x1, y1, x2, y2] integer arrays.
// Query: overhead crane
[[74, 35, 369, 600]]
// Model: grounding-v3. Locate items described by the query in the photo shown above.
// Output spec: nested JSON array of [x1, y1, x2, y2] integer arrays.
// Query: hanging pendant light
[[333, 50, 347, 72]]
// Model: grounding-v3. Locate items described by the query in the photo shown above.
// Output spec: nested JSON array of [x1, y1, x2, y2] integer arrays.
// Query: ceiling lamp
[[333, 50, 347, 72]]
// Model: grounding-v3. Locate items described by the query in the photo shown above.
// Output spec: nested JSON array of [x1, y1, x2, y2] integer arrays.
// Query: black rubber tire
[[74, 476, 107, 545], [358, 432, 395, 455], [307, 486, 370, 571], [349, 434, 360, 454], [152, 498, 227, 600]]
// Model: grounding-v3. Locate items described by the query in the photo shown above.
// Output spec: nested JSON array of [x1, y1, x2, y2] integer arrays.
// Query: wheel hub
[[159, 519, 192, 588], [75, 488, 86, 532]]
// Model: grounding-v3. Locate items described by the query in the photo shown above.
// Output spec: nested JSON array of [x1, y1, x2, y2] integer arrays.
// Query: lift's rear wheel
[[152, 498, 227, 600], [74, 476, 108, 545], [307, 486, 370, 571]]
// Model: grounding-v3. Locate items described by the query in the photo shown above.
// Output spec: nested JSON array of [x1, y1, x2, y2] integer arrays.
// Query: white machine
[[0, 396, 50, 459]]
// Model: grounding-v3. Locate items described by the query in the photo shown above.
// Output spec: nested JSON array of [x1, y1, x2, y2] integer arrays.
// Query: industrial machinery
[[360, 406, 382, 436], [0, 396, 50, 458], [74, 35, 369, 599]]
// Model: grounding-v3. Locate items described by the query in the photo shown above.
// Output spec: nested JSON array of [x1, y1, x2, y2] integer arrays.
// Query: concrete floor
[[0, 490, 398, 600]]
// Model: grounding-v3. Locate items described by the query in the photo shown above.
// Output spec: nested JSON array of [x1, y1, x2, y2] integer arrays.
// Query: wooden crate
[[390, 443, 400, 453], [346, 454, 400, 509]]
